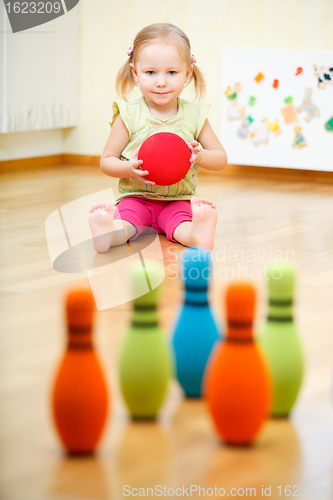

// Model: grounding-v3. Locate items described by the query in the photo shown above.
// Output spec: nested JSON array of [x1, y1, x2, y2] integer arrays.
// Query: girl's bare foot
[[88, 201, 115, 253], [189, 196, 218, 250]]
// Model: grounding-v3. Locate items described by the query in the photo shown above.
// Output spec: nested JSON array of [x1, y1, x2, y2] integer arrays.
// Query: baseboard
[[63, 154, 100, 166], [200, 163, 333, 183], [0, 154, 100, 172], [0, 154, 66, 173], [1, 154, 333, 183]]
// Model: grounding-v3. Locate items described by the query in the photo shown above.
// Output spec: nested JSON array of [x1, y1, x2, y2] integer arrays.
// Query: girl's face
[[130, 42, 192, 110]]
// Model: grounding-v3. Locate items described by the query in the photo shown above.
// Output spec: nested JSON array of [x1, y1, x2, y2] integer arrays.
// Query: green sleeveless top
[[110, 96, 210, 202]]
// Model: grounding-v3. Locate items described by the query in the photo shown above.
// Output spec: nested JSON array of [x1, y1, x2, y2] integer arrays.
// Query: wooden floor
[[1, 165, 333, 500]]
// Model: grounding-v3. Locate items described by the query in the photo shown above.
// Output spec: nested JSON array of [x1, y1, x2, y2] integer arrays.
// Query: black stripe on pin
[[68, 326, 91, 335], [269, 299, 293, 306], [267, 316, 293, 322], [226, 337, 253, 344], [68, 343, 92, 350], [185, 286, 208, 292], [185, 300, 208, 307], [134, 304, 156, 312], [131, 321, 158, 328], [228, 320, 252, 329]]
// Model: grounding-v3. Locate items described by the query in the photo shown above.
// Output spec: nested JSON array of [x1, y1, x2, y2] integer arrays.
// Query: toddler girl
[[88, 23, 227, 252]]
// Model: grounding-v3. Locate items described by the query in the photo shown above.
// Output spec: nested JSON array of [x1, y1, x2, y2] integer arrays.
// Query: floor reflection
[[49, 454, 110, 499], [114, 420, 171, 495]]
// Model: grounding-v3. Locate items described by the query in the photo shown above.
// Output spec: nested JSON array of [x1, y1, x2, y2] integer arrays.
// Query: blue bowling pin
[[170, 248, 221, 397]]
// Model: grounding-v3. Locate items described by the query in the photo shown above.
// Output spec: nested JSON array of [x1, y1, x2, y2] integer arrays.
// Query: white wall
[[0, 129, 64, 160], [0, 1, 78, 160], [1, 0, 333, 162]]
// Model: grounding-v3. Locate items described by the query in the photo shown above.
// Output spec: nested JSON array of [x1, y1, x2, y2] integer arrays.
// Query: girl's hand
[[126, 147, 156, 185], [187, 140, 202, 169]]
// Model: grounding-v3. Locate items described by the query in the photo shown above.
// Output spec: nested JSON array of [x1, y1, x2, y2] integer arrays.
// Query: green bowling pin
[[119, 260, 171, 419], [260, 261, 304, 417]]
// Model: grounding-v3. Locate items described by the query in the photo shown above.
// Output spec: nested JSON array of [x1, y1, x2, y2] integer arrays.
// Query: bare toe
[[88, 201, 116, 253], [189, 196, 218, 251], [105, 201, 114, 214], [191, 196, 201, 208]]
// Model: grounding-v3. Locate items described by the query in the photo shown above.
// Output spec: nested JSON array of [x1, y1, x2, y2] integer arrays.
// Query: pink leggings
[[114, 197, 192, 243]]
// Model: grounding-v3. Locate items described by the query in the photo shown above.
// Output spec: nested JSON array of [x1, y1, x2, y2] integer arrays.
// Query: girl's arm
[[193, 119, 228, 172], [100, 115, 155, 184]]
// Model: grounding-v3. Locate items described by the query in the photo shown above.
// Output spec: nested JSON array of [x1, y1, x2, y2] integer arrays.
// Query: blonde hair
[[116, 23, 206, 102]]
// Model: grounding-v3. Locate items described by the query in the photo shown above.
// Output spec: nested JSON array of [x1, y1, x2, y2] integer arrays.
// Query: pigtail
[[190, 64, 206, 101], [115, 58, 136, 102]]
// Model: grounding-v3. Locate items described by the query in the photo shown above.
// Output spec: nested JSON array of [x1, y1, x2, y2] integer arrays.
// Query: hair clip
[[191, 54, 197, 64], [127, 46, 133, 57]]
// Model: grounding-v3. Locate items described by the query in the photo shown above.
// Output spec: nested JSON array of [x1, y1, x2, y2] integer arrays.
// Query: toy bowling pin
[[204, 282, 271, 445], [170, 248, 220, 397], [52, 288, 109, 454], [119, 260, 171, 419], [260, 261, 304, 417]]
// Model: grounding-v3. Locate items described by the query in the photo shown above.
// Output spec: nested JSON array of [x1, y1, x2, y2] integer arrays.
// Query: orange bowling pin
[[204, 282, 271, 445], [52, 288, 109, 454]]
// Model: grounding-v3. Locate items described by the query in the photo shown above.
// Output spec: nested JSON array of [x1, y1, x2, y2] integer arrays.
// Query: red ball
[[138, 132, 191, 186]]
